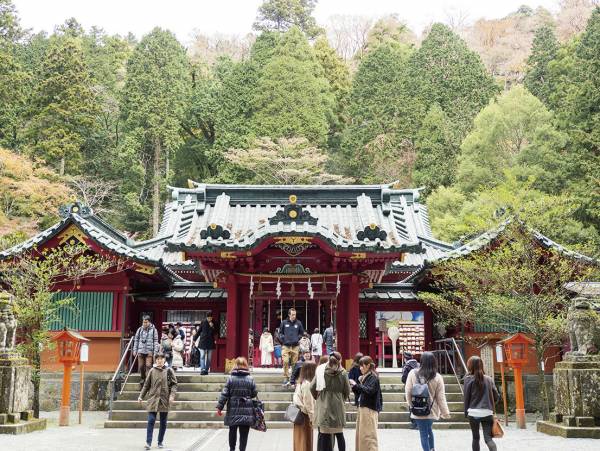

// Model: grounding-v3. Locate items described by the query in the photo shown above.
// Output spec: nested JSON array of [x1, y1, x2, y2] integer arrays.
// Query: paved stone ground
[[1, 412, 597, 451]]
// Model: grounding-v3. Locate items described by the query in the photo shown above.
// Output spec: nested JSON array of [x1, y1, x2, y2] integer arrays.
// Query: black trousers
[[317, 431, 345, 451], [468, 416, 497, 451], [228, 425, 250, 451]]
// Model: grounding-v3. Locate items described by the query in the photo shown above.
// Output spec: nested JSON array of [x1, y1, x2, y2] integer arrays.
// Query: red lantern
[[51, 328, 89, 426], [498, 332, 534, 429]]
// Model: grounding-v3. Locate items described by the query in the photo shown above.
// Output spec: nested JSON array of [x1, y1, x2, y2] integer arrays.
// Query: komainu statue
[[566, 298, 600, 356], [0, 291, 17, 353]]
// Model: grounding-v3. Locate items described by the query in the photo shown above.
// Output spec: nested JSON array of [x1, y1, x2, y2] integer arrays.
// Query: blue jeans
[[146, 411, 168, 445], [415, 418, 435, 451], [200, 348, 213, 372]]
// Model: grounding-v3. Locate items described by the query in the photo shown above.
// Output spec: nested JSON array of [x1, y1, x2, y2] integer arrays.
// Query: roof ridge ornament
[[268, 194, 318, 225], [58, 202, 92, 219]]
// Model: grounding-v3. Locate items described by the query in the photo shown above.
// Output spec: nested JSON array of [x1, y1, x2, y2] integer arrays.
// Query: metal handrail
[[108, 337, 133, 420], [450, 337, 468, 375]]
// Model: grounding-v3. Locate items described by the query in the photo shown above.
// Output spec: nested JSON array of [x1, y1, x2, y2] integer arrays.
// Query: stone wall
[[39, 371, 112, 411], [495, 374, 554, 413]]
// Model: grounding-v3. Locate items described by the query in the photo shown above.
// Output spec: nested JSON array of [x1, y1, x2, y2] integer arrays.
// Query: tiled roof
[[359, 284, 418, 300], [163, 183, 441, 255], [432, 218, 599, 264], [0, 203, 184, 282], [135, 283, 227, 301]]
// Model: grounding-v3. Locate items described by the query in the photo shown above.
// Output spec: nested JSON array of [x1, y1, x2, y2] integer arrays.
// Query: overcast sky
[[13, 0, 559, 43]]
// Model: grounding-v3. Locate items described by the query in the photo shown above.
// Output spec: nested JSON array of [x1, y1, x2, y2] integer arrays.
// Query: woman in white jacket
[[311, 328, 323, 362], [171, 333, 184, 370], [259, 328, 274, 367]]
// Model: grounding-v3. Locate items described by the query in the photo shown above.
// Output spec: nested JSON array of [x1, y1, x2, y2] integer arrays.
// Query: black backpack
[[410, 375, 432, 417]]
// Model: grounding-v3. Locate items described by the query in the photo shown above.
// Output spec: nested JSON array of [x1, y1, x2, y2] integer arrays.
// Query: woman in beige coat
[[293, 361, 317, 451], [405, 352, 450, 451], [138, 353, 177, 450]]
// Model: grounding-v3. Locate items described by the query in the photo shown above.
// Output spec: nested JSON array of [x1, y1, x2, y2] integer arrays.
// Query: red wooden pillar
[[347, 274, 360, 361], [225, 274, 239, 360], [238, 288, 250, 361], [336, 286, 347, 360]]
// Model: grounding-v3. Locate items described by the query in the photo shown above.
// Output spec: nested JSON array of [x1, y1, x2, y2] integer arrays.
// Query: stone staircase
[[104, 372, 469, 429]]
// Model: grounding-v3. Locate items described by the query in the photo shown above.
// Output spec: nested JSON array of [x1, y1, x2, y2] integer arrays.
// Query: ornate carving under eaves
[[200, 223, 231, 240], [273, 263, 312, 274], [357, 223, 387, 241], [269, 195, 318, 225], [272, 236, 314, 256]]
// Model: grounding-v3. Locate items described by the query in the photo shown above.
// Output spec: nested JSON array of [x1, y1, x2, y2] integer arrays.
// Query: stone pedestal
[[537, 356, 600, 438], [0, 356, 47, 434]]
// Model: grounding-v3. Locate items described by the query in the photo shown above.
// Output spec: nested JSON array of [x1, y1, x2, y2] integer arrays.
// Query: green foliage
[[340, 42, 416, 181], [251, 27, 334, 147], [0, 0, 24, 42], [25, 35, 99, 175], [524, 25, 559, 107], [427, 173, 600, 256], [253, 0, 322, 38], [406, 23, 498, 138], [456, 85, 565, 194], [0, 44, 29, 149], [120, 27, 190, 234], [413, 104, 458, 194], [313, 37, 351, 147]]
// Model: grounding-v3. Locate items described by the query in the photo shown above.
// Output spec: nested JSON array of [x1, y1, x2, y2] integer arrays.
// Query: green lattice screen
[[49, 291, 113, 331]]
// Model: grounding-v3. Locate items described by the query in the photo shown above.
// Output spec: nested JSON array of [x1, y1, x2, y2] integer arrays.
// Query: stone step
[[123, 382, 463, 393], [117, 390, 464, 403], [127, 373, 460, 384], [109, 410, 466, 422], [112, 399, 464, 413], [104, 420, 470, 430]]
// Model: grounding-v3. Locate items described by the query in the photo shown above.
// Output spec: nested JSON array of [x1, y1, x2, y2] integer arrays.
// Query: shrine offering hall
[[2, 182, 458, 371]]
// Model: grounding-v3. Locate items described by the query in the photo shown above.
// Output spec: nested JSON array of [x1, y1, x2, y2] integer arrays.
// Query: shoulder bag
[[489, 380, 504, 438], [284, 403, 305, 425]]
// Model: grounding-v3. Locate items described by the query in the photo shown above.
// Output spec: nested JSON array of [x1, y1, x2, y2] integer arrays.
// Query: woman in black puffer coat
[[216, 357, 258, 451]]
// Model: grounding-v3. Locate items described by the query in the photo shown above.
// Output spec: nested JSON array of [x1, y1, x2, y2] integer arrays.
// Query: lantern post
[[50, 328, 90, 427], [499, 332, 534, 429]]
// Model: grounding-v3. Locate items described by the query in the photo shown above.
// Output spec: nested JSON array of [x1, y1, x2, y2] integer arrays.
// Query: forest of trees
[[0, 0, 598, 257]]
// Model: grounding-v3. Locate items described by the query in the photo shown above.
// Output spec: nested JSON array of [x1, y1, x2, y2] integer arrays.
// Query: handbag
[[489, 381, 504, 438], [284, 403, 306, 425], [251, 398, 267, 432]]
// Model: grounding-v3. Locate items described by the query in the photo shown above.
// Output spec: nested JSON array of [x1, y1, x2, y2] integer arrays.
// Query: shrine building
[[1, 181, 593, 373]]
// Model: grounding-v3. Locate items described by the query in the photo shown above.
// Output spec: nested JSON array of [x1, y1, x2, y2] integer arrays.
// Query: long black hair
[[417, 351, 438, 382]]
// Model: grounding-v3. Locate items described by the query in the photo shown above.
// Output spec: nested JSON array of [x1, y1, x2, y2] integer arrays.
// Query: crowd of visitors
[[134, 311, 501, 451]]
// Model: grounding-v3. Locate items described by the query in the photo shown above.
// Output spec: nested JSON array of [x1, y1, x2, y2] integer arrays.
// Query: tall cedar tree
[[406, 23, 498, 139], [313, 37, 351, 148], [524, 25, 559, 107], [121, 28, 190, 235], [251, 27, 334, 147], [253, 0, 322, 38], [413, 104, 457, 195], [550, 8, 600, 233], [0, 44, 29, 150], [340, 42, 415, 180], [26, 35, 99, 176]]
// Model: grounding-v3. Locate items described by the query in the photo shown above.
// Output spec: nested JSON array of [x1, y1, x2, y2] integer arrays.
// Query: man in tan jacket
[[138, 353, 177, 450]]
